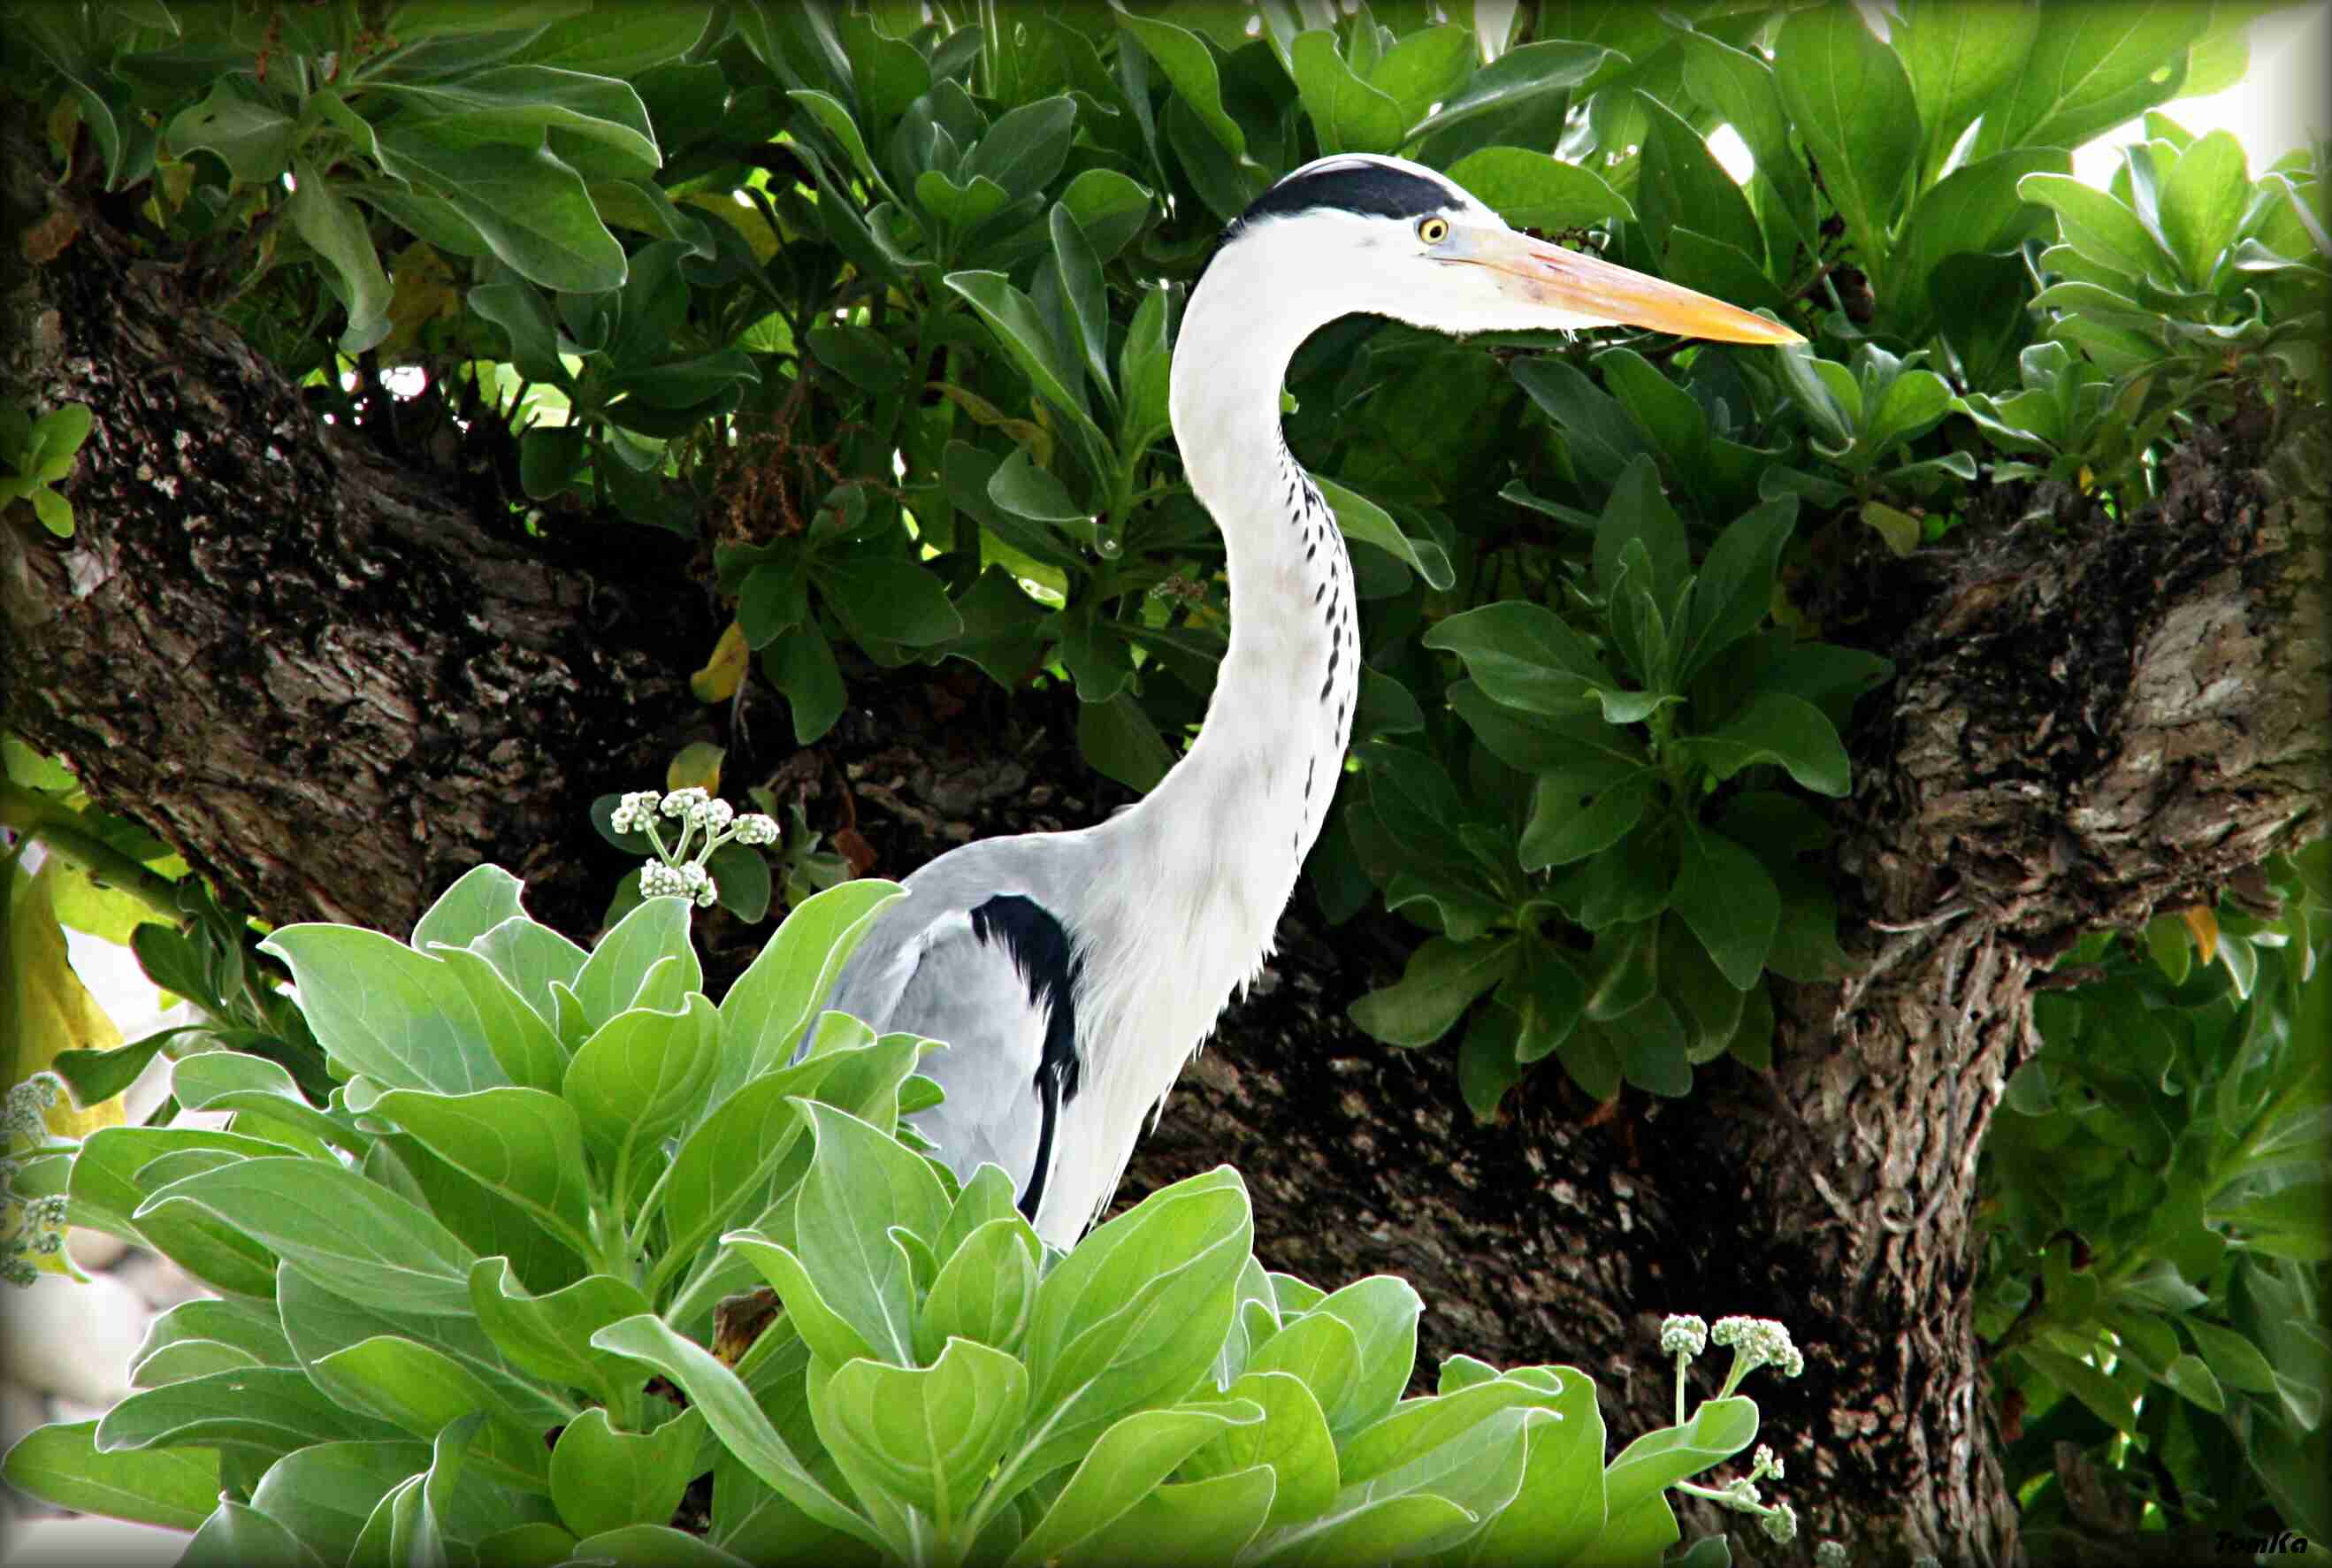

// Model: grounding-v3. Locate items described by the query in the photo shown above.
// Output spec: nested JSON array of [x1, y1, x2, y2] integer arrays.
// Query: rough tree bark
[[6, 120, 2326, 1567]]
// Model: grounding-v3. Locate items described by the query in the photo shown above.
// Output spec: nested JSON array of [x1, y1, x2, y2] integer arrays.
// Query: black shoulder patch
[[1235, 159, 1456, 229], [969, 894, 1083, 1222]]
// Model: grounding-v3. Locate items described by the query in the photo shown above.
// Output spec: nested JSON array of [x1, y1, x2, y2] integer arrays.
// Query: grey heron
[[826, 153, 1801, 1249]]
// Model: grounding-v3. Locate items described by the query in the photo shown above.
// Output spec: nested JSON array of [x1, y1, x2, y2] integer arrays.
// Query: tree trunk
[[8, 117, 2327, 1566]]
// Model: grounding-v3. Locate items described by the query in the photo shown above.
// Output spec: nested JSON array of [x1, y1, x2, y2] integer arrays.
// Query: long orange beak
[[1449, 225, 1804, 345]]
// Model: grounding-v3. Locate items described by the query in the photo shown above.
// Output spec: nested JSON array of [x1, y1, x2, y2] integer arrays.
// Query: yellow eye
[[1417, 216, 1449, 244]]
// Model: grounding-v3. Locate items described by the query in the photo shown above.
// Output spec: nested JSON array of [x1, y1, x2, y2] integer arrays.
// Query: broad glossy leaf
[[1112, 5, 1245, 156], [1895, 0, 2039, 182], [372, 1086, 592, 1246], [1424, 602, 1612, 713], [469, 1258, 649, 1407], [1019, 1168, 1254, 1474], [966, 96, 1078, 198], [261, 924, 508, 1095], [2018, 172, 2176, 284], [550, 1405, 706, 1540], [308, 1335, 535, 1457], [817, 557, 965, 647], [575, 893, 701, 1027], [1349, 936, 1518, 1048], [1772, 7, 1919, 290], [563, 994, 721, 1169], [715, 878, 906, 1096], [96, 1366, 406, 1457], [180, 1501, 329, 1568], [1316, 478, 1455, 592], [1464, 1365, 1607, 1563], [171, 1052, 359, 1153], [1976, 2, 2206, 158], [1, 1419, 222, 1530], [916, 1216, 1041, 1361], [1681, 692, 1850, 797], [1005, 1400, 1263, 1568], [1291, 31, 1404, 155], [375, 66, 660, 174], [817, 1338, 1028, 1527], [1600, 1395, 1757, 1518], [1180, 1370, 1338, 1528], [1669, 829, 1778, 991], [245, 1442, 432, 1566], [375, 126, 625, 293], [1406, 40, 1610, 141], [1890, 149, 2068, 320], [164, 79, 294, 183], [2157, 129, 2251, 286], [288, 161, 392, 353], [1673, 29, 1816, 252], [1522, 774, 1657, 870], [1445, 145, 1633, 232], [591, 1313, 881, 1549], [136, 1157, 478, 1316], [1676, 497, 1794, 682], [785, 1100, 952, 1362], [1634, 91, 1762, 271]]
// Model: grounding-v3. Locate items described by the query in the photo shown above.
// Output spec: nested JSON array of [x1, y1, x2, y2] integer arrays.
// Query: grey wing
[[826, 891, 1082, 1222]]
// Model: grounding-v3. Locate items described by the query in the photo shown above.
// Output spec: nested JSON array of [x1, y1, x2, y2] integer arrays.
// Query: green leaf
[[246, 1442, 432, 1567], [989, 445, 1087, 524], [1316, 477, 1455, 592], [1112, 5, 1244, 156], [1594, 455, 1689, 608], [1682, 692, 1850, 797], [1890, 149, 2068, 320], [2, 1419, 222, 1530], [1975, 3, 2207, 159], [469, 1258, 650, 1409], [1180, 1371, 1338, 1529], [563, 994, 721, 1171], [762, 620, 849, 746], [516, 5, 712, 74], [1601, 1395, 1757, 1519], [944, 270, 1106, 459], [287, 161, 393, 354], [1019, 1167, 1254, 1475], [1772, 6, 1919, 292], [1634, 91, 1762, 272], [1513, 358, 1653, 487], [591, 1313, 882, 1550], [818, 1338, 1029, 1529], [180, 1501, 331, 1568], [1349, 936, 1518, 1048], [470, 914, 589, 1036], [1669, 828, 1779, 991], [1367, 25, 1473, 129], [410, 867, 527, 953], [374, 66, 660, 174], [715, 878, 906, 1098], [917, 1216, 1041, 1360], [1425, 601, 1614, 714], [1405, 40, 1611, 142], [967, 96, 1079, 199], [2017, 172, 2176, 284], [135, 1157, 478, 1316], [1005, 1400, 1262, 1568], [2156, 128, 2251, 286], [1522, 775, 1657, 871], [2017, 1347, 2137, 1435], [1057, 1465, 1274, 1568], [1291, 31, 1405, 156], [1306, 1276, 1423, 1440], [1445, 145, 1633, 232], [259, 924, 508, 1094], [374, 126, 626, 293], [550, 1406, 706, 1540], [307, 1335, 535, 1455], [1078, 692, 1175, 793], [657, 1055, 837, 1274], [96, 1366, 406, 1457], [1676, 497, 1794, 683], [1049, 205, 1113, 406], [793, 1099, 952, 1358], [816, 557, 965, 647], [573, 894, 701, 1028], [1673, 29, 1817, 254], [1895, 0, 2040, 185], [1597, 346, 1709, 469], [164, 80, 294, 183], [371, 1086, 593, 1247]]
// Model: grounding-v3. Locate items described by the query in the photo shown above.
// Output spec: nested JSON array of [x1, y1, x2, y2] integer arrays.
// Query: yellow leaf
[[43, 857, 155, 948], [678, 192, 786, 263], [2182, 904, 2220, 965], [667, 742, 727, 796], [930, 384, 1053, 468], [1860, 501, 1922, 560], [4, 859, 126, 1138], [691, 621, 751, 704], [378, 243, 461, 365]]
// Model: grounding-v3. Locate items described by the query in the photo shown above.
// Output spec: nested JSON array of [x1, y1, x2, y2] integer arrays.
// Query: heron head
[[1217, 152, 1801, 346]]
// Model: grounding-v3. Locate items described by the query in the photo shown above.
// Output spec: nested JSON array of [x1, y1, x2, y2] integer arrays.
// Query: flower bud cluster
[[607, 787, 783, 913], [1714, 1314, 1806, 1382], [1661, 1313, 1709, 1358]]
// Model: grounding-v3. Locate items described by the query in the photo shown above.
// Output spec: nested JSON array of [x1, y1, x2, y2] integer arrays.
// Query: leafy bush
[[3, 865, 1806, 1564], [1978, 844, 2332, 1551]]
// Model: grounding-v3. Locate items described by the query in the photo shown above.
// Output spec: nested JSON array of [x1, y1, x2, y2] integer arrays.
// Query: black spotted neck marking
[[1277, 445, 1357, 859]]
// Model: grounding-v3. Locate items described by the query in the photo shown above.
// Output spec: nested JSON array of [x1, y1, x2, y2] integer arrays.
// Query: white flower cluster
[[1713, 1315, 1806, 1379], [1749, 1443, 1785, 1484], [1762, 1502, 1800, 1545], [1660, 1313, 1709, 1358], [608, 787, 783, 914], [1815, 1540, 1849, 1568], [639, 859, 718, 908]]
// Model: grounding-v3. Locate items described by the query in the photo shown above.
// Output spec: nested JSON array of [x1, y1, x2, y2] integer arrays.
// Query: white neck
[[1081, 233, 1361, 1040]]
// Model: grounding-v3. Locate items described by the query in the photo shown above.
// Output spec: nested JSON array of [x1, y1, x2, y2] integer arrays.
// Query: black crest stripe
[[969, 894, 1082, 1221]]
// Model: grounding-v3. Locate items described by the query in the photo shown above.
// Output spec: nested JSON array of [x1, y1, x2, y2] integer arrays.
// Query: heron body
[[825, 154, 1799, 1249]]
